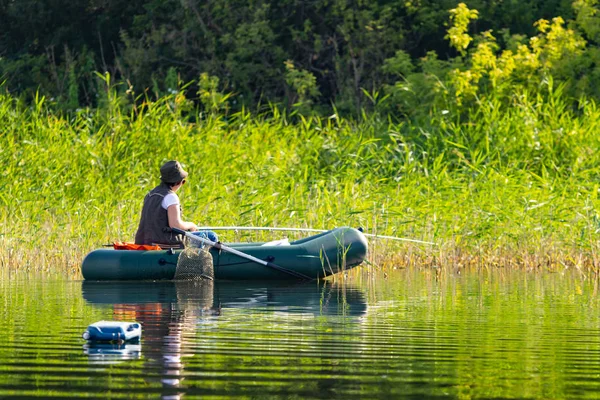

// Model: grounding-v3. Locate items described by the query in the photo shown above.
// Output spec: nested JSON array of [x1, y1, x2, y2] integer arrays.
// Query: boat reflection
[[81, 280, 367, 398], [81, 280, 367, 316]]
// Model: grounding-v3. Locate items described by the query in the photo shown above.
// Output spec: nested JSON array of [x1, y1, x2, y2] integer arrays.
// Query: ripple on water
[[0, 271, 599, 398]]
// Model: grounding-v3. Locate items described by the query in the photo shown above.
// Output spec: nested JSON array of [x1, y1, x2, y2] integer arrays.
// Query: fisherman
[[135, 160, 217, 247]]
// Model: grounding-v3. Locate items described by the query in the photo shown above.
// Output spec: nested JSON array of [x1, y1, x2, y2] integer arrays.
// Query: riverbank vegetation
[[2, 2, 600, 275]]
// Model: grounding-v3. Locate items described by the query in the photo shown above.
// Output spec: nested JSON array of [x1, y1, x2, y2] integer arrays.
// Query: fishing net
[[175, 279, 216, 315], [174, 245, 214, 281]]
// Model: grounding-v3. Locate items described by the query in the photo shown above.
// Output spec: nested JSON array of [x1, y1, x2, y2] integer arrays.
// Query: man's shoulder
[[163, 192, 180, 208]]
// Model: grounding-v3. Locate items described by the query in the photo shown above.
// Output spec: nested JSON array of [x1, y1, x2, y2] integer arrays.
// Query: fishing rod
[[196, 226, 436, 245]]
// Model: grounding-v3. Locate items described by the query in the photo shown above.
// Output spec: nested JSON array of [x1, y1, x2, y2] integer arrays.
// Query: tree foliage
[[0, 0, 597, 114]]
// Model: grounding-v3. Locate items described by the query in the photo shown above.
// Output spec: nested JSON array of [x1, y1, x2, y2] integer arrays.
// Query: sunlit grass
[[1, 87, 600, 276]]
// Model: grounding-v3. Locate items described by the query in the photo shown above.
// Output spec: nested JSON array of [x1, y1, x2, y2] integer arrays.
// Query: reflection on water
[[1, 270, 600, 398], [80, 280, 367, 316], [80, 280, 366, 398], [103, 281, 216, 393], [83, 341, 142, 364]]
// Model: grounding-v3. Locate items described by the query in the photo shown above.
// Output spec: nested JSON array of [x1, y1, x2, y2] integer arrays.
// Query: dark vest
[[134, 183, 184, 246]]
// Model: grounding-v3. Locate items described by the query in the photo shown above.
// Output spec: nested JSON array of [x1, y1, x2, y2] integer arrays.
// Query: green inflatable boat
[[82, 227, 368, 281]]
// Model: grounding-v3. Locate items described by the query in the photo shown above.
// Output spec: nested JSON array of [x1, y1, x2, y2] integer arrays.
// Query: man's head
[[160, 160, 188, 186]]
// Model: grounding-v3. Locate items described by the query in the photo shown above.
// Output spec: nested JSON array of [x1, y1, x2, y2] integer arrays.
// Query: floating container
[[82, 320, 142, 342]]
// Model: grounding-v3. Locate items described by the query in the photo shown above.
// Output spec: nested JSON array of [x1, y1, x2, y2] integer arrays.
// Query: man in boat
[[135, 160, 217, 248]]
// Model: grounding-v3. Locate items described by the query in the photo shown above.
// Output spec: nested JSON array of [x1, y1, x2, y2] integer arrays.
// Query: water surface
[[1, 269, 599, 399]]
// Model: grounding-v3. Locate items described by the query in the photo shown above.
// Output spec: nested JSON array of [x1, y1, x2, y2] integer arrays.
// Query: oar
[[170, 227, 313, 280], [197, 226, 437, 245]]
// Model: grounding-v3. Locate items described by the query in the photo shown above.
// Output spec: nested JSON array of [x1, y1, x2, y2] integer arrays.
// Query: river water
[[1, 269, 599, 399]]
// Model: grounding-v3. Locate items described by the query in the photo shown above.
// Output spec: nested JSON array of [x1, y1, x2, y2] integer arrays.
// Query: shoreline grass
[[1, 89, 600, 276]]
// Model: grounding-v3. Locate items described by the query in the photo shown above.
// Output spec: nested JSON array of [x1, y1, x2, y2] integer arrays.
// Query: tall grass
[[1, 86, 600, 275]]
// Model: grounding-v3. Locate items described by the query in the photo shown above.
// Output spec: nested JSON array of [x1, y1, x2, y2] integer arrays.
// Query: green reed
[[1, 87, 600, 275]]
